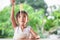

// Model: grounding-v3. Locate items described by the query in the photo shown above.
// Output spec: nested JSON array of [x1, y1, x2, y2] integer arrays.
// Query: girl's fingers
[[10, 0, 15, 4]]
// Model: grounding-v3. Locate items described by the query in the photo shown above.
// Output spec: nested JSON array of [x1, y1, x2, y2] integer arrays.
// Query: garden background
[[0, 0, 60, 39]]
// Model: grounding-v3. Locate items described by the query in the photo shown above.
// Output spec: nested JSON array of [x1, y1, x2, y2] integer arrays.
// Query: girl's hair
[[16, 11, 28, 19], [16, 11, 28, 23]]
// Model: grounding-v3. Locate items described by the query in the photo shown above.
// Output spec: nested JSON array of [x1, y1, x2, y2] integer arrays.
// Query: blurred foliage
[[15, 0, 47, 9], [53, 10, 60, 19], [52, 10, 60, 26], [44, 10, 60, 31]]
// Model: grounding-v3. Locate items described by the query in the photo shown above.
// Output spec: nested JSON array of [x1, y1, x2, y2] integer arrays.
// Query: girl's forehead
[[20, 13, 27, 16]]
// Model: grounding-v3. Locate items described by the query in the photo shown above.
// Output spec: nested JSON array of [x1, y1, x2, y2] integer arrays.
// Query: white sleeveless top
[[13, 26, 31, 40]]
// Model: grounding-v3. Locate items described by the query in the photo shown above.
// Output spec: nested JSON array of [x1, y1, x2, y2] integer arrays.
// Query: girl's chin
[[21, 24, 25, 26], [21, 25, 26, 28]]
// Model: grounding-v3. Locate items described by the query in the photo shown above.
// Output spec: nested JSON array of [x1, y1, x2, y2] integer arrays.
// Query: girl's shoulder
[[27, 26, 31, 28], [14, 26, 19, 31], [26, 26, 31, 31]]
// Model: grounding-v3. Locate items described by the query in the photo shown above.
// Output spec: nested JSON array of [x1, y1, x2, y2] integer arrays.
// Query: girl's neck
[[19, 25, 26, 31]]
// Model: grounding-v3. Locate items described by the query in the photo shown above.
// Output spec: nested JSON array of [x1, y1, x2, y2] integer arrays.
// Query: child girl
[[10, 0, 40, 40]]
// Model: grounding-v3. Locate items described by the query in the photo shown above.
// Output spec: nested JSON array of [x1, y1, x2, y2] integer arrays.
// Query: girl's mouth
[[22, 21, 25, 22]]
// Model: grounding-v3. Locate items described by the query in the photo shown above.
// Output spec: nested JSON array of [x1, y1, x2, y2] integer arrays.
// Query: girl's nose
[[22, 17, 24, 21], [22, 17, 24, 20]]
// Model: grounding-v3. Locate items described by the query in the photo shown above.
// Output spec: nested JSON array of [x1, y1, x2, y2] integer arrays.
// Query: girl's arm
[[10, 0, 16, 29], [30, 28, 40, 39]]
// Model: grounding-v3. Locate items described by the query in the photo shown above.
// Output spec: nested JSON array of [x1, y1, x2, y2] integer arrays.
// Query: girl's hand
[[10, 0, 15, 5], [30, 28, 40, 39]]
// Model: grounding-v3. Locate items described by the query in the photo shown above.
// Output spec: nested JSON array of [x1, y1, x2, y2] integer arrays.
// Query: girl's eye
[[23, 16, 25, 17]]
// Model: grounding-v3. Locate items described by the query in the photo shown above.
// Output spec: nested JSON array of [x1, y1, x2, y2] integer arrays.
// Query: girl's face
[[18, 13, 28, 27]]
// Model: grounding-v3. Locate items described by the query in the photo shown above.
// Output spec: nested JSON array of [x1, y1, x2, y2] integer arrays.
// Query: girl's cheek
[[26, 19, 28, 23]]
